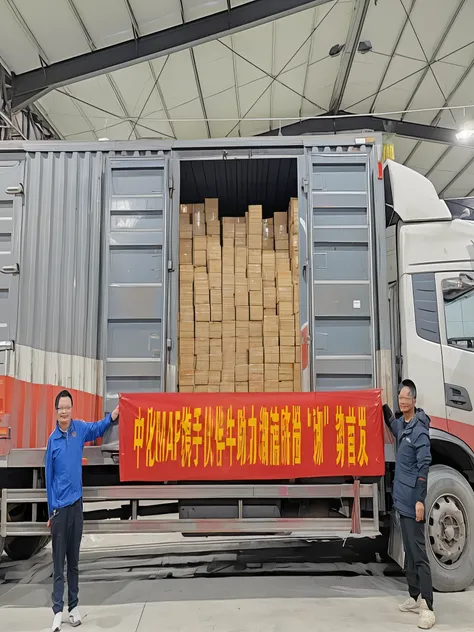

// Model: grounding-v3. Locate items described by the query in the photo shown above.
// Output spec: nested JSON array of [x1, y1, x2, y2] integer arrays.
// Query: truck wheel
[[425, 464, 474, 592], [3, 535, 50, 561]]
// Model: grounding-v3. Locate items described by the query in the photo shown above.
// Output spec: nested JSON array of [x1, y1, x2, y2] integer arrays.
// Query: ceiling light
[[329, 44, 344, 57], [456, 128, 474, 141], [98, 137, 109, 141]]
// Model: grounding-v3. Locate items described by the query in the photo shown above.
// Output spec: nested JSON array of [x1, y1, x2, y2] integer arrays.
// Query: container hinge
[[0, 340, 14, 352], [168, 178, 174, 199], [302, 177, 308, 194], [6, 183, 24, 196], [168, 260, 174, 272], [1, 264, 20, 275], [166, 338, 172, 350]]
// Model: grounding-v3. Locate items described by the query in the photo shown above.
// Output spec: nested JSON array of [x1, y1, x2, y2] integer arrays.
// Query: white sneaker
[[418, 600, 435, 629], [398, 595, 421, 613], [68, 607, 82, 627], [52, 612, 63, 632]]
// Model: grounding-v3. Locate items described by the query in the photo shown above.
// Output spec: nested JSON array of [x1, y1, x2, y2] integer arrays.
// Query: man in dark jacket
[[46, 390, 119, 632], [383, 379, 435, 630]]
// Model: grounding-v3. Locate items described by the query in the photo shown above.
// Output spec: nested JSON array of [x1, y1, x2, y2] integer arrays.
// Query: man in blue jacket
[[383, 379, 435, 630], [45, 389, 119, 632]]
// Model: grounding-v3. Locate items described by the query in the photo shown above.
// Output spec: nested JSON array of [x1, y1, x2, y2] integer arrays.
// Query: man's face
[[56, 396, 73, 430], [398, 386, 416, 414]]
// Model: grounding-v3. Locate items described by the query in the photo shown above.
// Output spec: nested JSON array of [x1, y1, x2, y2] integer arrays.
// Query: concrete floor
[[1, 533, 473, 631]]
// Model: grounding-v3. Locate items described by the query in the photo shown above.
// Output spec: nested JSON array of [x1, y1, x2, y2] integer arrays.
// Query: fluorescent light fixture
[[98, 137, 109, 141], [456, 129, 474, 140]]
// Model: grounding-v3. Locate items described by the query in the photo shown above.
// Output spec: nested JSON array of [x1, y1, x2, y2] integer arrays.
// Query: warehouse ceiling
[[1, 0, 474, 198]]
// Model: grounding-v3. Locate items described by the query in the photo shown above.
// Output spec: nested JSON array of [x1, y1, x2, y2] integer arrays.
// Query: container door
[[104, 156, 171, 411], [305, 147, 376, 391], [0, 157, 24, 444]]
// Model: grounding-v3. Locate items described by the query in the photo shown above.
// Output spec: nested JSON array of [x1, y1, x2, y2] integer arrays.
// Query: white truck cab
[[385, 160, 474, 591]]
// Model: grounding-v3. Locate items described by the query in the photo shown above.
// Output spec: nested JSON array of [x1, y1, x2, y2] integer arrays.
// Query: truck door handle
[[445, 384, 473, 412]]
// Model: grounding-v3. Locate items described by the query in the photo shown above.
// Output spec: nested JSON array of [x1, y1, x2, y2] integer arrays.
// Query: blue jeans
[[51, 499, 83, 614]]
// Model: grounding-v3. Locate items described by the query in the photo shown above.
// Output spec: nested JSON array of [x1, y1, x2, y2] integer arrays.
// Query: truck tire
[[425, 464, 474, 592], [3, 535, 50, 561]]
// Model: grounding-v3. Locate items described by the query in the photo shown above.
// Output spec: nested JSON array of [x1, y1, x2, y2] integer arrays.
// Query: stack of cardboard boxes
[[178, 197, 301, 393]]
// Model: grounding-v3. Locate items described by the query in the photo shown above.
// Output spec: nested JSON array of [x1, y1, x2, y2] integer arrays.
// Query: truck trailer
[[0, 134, 474, 593]]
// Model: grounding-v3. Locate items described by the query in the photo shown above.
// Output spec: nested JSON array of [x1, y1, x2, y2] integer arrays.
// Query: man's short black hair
[[55, 389, 74, 410], [399, 379, 417, 399]]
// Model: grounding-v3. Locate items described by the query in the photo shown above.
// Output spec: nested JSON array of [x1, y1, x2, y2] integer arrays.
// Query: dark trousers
[[51, 498, 83, 614], [400, 513, 433, 610]]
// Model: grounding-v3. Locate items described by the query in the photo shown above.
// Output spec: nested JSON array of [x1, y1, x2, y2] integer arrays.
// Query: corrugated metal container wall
[[7, 151, 105, 449]]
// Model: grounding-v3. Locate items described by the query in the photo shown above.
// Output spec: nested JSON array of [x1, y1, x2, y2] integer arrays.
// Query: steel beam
[[261, 112, 468, 148], [11, 0, 333, 111], [328, 0, 371, 114]]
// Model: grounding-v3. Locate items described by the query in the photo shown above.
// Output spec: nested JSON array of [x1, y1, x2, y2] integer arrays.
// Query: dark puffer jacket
[[383, 406, 432, 519]]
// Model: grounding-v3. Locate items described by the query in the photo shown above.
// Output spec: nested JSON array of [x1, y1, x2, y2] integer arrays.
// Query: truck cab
[[385, 159, 474, 592]]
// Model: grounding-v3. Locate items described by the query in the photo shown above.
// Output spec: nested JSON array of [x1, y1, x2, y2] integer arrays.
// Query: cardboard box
[[278, 302, 294, 317], [264, 308, 277, 317], [289, 198, 298, 234], [222, 223, 235, 238], [222, 305, 236, 321], [275, 238, 289, 251], [278, 381, 293, 392], [193, 235, 207, 251], [250, 305, 263, 321], [247, 263, 262, 278], [194, 290, 209, 305], [236, 321, 249, 337], [209, 272, 221, 289], [209, 354, 223, 371], [280, 335, 295, 347], [249, 321, 263, 338], [223, 322, 236, 337], [236, 351, 248, 365], [248, 234, 262, 249], [236, 382, 249, 392], [179, 224, 193, 239], [210, 339, 222, 355], [194, 370, 209, 385], [179, 306, 194, 322], [193, 204, 206, 236], [265, 348, 280, 364], [234, 237, 247, 248], [220, 382, 235, 392], [195, 304, 211, 322], [277, 287, 293, 303], [206, 220, 220, 235], [264, 335, 278, 348], [208, 370, 221, 385], [205, 198, 219, 222], [224, 337, 236, 353], [195, 321, 210, 337], [279, 364, 294, 380], [179, 385, 194, 393], [193, 249, 207, 267], [248, 249, 262, 265], [236, 306, 249, 321], [208, 259, 221, 275], [265, 380, 279, 392], [179, 321, 194, 339], [264, 287, 276, 308], [265, 364, 279, 381], [179, 354, 195, 371], [249, 347, 263, 364], [178, 369, 194, 386], [211, 304, 222, 321], [249, 290, 263, 306], [264, 315, 279, 335], [180, 203, 193, 216], [235, 288, 249, 306], [249, 362, 264, 377], [249, 380, 264, 393], [179, 338, 195, 355], [196, 354, 210, 371], [235, 364, 249, 382], [209, 322, 222, 339], [179, 239, 193, 265], [274, 211, 288, 239], [195, 338, 210, 355], [249, 337, 262, 349], [248, 277, 262, 292]]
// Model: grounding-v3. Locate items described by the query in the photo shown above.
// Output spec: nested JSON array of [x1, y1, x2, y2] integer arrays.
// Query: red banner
[[119, 390, 384, 482]]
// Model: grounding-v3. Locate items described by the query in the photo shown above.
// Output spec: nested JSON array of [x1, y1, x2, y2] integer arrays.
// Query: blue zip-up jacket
[[45, 416, 113, 516], [383, 405, 431, 519]]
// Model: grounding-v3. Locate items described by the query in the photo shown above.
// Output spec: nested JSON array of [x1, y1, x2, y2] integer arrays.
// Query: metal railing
[[1, 482, 380, 540]]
